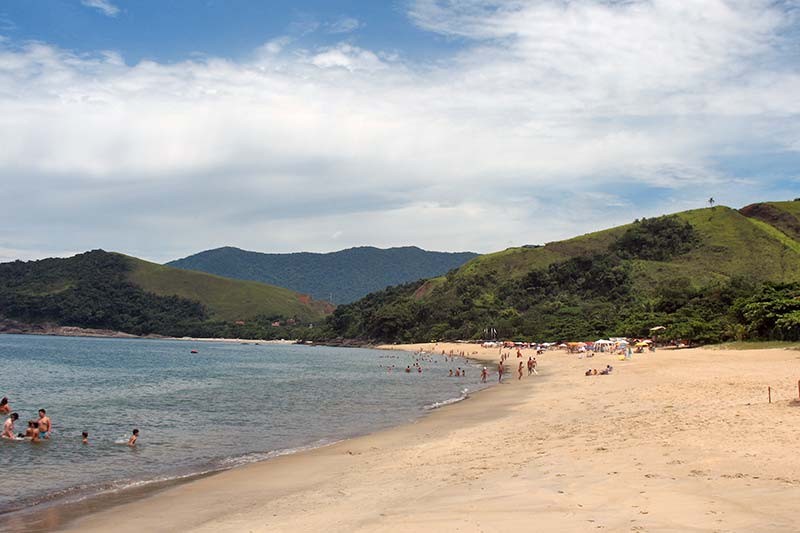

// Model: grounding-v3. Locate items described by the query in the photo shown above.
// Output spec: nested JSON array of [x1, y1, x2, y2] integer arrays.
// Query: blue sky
[[1, 0, 799, 262], [1, 1, 458, 63]]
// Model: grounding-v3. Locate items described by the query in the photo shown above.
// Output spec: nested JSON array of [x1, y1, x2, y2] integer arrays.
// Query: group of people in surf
[[1, 398, 52, 442], [1, 396, 139, 446]]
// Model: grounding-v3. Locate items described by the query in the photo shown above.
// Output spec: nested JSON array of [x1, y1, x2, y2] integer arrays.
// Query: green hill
[[325, 202, 800, 344], [166, 246, 479, 304], [0, 250, 332, 337]]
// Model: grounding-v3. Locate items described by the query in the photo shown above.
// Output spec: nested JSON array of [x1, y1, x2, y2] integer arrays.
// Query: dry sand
[[58, 343, 800, 532]]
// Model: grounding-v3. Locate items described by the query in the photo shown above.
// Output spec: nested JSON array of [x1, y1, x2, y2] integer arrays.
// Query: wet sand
[[56, 343, 800, 532]]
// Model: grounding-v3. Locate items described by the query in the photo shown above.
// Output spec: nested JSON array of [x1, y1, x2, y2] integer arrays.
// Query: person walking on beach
[[532, 357, 538, 375], [518, 361, 523, 380], [2, 413, 18, 439], [497, 361, 504, 382], [128, 429, 139, 447], [0, 397, 10, 414], [38, 409, 51, 439]]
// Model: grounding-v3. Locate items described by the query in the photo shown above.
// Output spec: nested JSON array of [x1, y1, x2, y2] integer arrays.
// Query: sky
[[1, 0, 800, 263]]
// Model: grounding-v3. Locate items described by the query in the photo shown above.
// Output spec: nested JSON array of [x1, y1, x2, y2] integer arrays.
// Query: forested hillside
[[325, 202, 800, 344], [167, 246, 478, 304], [0, 250, 331, 338]]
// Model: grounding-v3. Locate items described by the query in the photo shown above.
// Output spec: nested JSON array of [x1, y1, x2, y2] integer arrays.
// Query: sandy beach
[[48, 343, 800, 532]]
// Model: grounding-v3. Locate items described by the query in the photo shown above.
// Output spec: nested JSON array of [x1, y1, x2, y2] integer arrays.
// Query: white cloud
[[326, 16, 363, 34], [81, 0, 120, 17], [1, 1, 800, 262]]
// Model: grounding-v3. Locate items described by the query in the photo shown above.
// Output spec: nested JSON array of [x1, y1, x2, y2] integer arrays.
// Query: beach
[[51, 343, 800, 532]]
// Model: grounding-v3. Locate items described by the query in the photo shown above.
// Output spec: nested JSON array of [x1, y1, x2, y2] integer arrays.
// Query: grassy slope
[[123, 255, 329, 322], [415, 205, 800, 307]]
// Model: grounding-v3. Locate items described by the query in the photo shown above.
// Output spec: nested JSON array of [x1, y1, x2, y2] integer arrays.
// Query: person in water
[[128, 429, 139, 447], [26, 421, 40, 442], [0, 397, 10, 414], [481, 367, 488, 383], [82, 431, 89, 445], [38, 409, 51, 439], [2, 413, 18, 439]]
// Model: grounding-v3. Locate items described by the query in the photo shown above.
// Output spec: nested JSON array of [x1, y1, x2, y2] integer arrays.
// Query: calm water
[[0, 335, 487, 521]]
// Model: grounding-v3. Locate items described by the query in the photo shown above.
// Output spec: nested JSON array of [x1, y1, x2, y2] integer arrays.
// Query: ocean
[[0, 334, 488, 529]]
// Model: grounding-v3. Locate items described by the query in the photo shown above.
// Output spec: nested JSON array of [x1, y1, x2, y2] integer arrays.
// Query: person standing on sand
[[532, 357, 538, 375], [518, 361, 523, 380], [2, 413, 18, 439], [38, 409, 51, 439], [498, 361, 504, 382]]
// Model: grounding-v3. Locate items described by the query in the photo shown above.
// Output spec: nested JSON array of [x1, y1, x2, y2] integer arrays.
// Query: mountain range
[[167, 246, 479, 304]]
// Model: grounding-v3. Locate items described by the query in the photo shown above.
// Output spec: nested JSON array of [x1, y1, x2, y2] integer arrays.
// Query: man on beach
[[2, 413, 18, 439], [38, 409, 51, 439]]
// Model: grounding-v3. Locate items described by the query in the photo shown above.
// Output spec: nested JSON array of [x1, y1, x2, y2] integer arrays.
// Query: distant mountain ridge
[[0, 250, 332, 339], [167, 246, 479, 304]]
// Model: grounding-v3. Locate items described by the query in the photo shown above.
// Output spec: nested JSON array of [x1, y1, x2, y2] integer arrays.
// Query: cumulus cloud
[[1, 0, 800, 262], [81, 0, 120, 17]]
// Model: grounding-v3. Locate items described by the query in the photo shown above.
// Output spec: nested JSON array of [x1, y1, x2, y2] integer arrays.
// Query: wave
[[424, 388, 469, 410]]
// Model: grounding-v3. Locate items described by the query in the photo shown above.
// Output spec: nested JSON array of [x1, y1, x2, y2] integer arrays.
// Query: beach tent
[[594, 340, 613, 345]]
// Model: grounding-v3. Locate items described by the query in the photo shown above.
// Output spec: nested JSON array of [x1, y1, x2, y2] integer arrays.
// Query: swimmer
[[38, 409, 51, 439], [82, 431, 89, 445], [27, 421, 40, 442], [0, 397, 10, 415], [128, 429, 139, 447], [2, 413, 18, 439]]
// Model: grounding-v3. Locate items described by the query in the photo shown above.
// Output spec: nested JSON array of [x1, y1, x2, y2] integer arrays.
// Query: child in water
[[128, 428, 139, 447], [82, 431, 89, 444]]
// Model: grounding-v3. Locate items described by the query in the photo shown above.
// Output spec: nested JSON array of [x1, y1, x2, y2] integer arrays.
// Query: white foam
[[424, 388, 469, 410]]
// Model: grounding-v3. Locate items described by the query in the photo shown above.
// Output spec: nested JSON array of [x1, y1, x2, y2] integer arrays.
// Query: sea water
[[0, 334, 488, 524]]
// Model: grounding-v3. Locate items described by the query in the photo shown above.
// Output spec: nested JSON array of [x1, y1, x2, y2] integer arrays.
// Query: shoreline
[[4, 343, 494, 532], [52, 343, 800, 532], [5, 342, 800, 532]]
